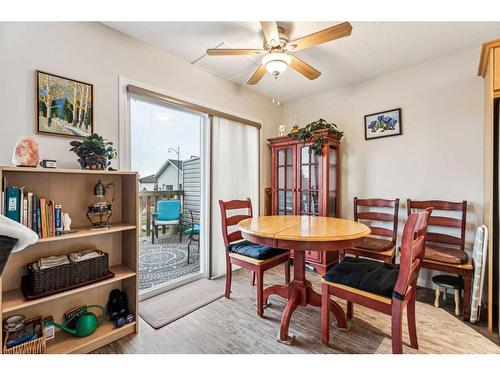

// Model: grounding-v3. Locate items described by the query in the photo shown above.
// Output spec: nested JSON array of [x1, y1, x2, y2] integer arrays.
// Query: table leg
[[265, 250, 347, 344]]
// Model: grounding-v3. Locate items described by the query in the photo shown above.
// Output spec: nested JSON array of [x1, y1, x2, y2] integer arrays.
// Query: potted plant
[[288, 118, 343, 156], [69, 133, 117, 170]]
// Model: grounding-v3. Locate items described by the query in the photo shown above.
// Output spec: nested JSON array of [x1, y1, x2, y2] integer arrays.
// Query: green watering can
[[54, 305, 106, 337]]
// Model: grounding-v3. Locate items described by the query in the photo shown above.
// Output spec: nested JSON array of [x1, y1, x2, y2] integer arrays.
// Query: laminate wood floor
[[94, 266, 500, 354]]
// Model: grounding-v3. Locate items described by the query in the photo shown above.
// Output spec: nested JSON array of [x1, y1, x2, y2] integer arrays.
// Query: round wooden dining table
[[238, 215, 370, 344]]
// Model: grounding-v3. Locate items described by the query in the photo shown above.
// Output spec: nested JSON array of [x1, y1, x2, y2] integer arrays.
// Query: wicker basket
[[26, 251, 109, 296], [3, 317, 46, 354]]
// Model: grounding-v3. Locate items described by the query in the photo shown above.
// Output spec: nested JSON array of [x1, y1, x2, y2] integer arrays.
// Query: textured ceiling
[[104, 21, 500, 102]]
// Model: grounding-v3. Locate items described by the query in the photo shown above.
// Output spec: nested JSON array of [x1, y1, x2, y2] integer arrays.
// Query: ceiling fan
[[206, 21, 352, 85]]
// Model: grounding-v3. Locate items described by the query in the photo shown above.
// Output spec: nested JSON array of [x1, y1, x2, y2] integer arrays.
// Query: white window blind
[[210, 116, 260, 277]]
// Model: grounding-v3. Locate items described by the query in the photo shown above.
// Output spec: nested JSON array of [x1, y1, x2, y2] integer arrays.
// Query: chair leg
[[391, 300, 404, 354], [224, 254, 232, 299], [256, 269, 264, 317], [454, 289, 461, 316], [321, 283, 330, 345], [434, 286, 440, 307], [250, 271, 256, 286], [346, 301, 354, 320], [407, 294, 418, 349], [187, 242, 191, 264], [284, 260, 290, 284], [463, 272, 472, 321], [151, 226, 155, 244], [179, 224, 182, 242]]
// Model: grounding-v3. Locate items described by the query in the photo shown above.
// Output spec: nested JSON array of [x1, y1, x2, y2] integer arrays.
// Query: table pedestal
[[263, 250, 347, 344]]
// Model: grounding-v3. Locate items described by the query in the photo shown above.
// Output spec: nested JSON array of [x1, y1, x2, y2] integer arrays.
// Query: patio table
[[238, 215, 370, 344]]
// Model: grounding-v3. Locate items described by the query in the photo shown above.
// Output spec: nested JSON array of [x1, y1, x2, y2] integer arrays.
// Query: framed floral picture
[[36, 70, 94, 138], [364, 108, 402, 140]]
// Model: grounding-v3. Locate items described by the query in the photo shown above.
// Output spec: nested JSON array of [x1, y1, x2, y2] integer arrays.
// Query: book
[[22, 195, 28, 226], [55, 204, 62, 236], [5, 187, 21, 222], [48, 201, 54, 237], [36, 196, 42, 237], [27, 191, 33, 229], [40, 198, 47, 238]]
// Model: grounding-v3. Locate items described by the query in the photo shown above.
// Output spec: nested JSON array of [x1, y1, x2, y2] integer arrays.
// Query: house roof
[[139, 174, 156, 183], [138, 159, 184, 184], [154, 159, 183, 179]]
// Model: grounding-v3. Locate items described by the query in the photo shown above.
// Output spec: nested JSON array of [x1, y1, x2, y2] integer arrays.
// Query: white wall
[[282, 49, 484, 286], [0, 22, 281, 211]]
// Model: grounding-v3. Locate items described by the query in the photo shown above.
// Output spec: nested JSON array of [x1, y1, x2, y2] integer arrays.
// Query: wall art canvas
[[36, 70, 93, 138], [364, 108, 402, 140]]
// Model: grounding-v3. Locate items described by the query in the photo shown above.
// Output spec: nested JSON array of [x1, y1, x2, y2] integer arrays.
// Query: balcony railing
[[140, 190, 184, 236]]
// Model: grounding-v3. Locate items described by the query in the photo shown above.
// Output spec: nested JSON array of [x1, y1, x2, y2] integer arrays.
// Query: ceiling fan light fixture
[[262, 53, 291, 77]]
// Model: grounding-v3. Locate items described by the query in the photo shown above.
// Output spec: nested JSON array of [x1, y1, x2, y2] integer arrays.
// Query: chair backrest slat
[[393, 208, 432, 297], [226, 214, 252, 227], [156, 199, 182, 221], [370, 226, 394, 238], [354, 197, 400, 244], [407, 199, 467, 250], [219, 198, 253, 248], [425, 232, 462, 246]]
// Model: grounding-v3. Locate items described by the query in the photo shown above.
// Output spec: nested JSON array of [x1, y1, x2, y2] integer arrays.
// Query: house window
[[179, 183, 182, 190], [166, 185, 173, 191]]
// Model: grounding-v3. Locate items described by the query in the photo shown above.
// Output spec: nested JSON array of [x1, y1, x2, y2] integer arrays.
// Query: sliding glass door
[[129, 95, 209, 298]]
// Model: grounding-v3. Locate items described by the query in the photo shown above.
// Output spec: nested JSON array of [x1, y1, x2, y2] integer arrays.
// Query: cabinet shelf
[[2, 265, 136, 313], [46, 320, 136, 354], [36, 223, 136, 243]]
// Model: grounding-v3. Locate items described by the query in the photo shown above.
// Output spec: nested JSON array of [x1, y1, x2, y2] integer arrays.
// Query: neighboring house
[[139, 159, 183, 191], [183, 157, 201, 224]]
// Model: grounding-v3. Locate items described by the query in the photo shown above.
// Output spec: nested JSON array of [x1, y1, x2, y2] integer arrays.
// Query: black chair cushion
[[229, 240, 284, 260], [324, 257, 400, 297], [0, 235, 18, 277]]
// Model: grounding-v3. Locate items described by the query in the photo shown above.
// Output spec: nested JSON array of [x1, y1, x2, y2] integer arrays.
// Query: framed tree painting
[[364, 108, 402, 140], [36, 70, 94, 138]]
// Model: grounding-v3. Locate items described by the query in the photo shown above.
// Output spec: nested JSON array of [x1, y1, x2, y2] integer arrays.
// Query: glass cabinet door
[[298, 145, 320, 216], [276, 147, 294, 215], [328, 146, 337, 217]]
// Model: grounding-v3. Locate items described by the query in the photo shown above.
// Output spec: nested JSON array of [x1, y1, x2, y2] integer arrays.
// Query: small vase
[[78, 155, 110, 170]]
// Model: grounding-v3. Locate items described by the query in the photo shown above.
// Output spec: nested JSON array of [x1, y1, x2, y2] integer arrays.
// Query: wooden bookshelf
[[0, 167, 139, 354]]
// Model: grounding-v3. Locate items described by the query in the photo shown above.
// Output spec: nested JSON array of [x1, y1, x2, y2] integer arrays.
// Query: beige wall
[[282, 49, 483, 285], [0, 22, 282, 212]]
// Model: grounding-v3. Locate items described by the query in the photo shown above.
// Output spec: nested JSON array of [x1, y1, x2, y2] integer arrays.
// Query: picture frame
[[36, 70, 94, 138], [364, 108, 402, 140]]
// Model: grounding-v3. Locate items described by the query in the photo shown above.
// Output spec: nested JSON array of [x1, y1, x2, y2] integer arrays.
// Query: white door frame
[[118, 76, 210, 301]]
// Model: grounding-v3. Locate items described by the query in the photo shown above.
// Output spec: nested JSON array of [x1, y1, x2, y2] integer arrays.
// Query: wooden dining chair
[[219, 198, 290, 317], [341, 197, 400, 264], [321, 207, 432, 354], [407, 199, 473, 320]]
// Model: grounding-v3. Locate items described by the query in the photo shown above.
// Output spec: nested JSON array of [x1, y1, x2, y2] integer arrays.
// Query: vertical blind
[[210, 117, 260, 277]]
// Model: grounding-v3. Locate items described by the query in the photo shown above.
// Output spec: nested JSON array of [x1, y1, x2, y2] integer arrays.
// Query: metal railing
[[140, 190, 184, 236]]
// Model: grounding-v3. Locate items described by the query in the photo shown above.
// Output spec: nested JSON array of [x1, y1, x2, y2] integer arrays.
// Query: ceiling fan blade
[[290, 56, 321, 80], [260, 21, 280, 47], [247, 65, 267, 85], [288, 22, 352, 52], [206, 49, 265, 56]]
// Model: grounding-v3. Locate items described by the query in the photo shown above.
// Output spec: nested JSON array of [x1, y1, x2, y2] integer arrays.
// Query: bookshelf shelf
[[46, 320, 137, 354], [36, 223, 136, 243], [2, 264, 136, 313], [0, 167, 139, 354]]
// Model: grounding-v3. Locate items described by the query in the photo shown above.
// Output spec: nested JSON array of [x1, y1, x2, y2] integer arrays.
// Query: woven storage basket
[[26, 251, 109, 296], [3, 317, 46, 354]]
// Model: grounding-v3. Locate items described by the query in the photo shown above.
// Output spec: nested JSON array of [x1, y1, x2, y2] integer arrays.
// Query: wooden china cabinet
[[268, 130, 341, 275]]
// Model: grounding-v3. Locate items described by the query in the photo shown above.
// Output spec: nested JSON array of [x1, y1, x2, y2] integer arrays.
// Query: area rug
[[139, 236, 200, 290], [139, 278, 224, 329]]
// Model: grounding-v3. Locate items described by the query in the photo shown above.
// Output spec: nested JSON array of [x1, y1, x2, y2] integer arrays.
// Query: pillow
[[0, 235, 18, 276]]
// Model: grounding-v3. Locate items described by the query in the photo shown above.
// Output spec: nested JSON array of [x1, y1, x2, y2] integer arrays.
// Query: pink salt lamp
[[12, 137, 39, 167]]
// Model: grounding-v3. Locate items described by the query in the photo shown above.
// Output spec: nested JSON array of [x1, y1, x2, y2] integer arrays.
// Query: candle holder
[[87, 179, 116, 229]]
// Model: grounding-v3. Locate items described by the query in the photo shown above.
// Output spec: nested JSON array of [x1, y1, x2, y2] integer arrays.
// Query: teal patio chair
[[181, 209, 200, 264], [151, 199, 182, 244]]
